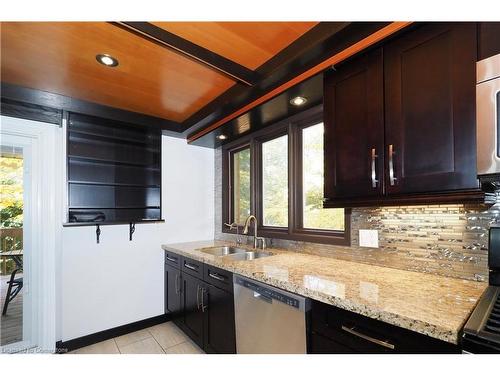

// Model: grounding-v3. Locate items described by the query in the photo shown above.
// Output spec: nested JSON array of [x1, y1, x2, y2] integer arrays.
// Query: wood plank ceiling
[[0, 22, 317, 124]]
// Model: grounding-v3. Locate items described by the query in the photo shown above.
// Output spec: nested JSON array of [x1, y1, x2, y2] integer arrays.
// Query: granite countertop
[[161, 240, 487, 344]]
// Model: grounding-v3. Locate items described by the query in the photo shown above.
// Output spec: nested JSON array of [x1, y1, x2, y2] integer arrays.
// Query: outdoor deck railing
[[0, 227, 23, 275]]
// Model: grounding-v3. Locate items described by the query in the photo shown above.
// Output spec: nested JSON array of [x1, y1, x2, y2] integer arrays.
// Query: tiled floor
[[71, 322, 204, 354]]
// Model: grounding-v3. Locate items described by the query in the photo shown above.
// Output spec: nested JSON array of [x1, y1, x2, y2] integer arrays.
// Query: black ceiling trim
[[0, 82, 183, 132], [111, 22, 260, 86], [1, 97, 62, 125], [183, 22, 392, 141], [179, 22, 351, 134]]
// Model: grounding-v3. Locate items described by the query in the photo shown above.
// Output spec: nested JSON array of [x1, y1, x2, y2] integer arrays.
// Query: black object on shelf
[[66, 112, 161, 225], [129, 222, 136, 241], [96, 225, 101, 244], [69, 210, 106, 223]]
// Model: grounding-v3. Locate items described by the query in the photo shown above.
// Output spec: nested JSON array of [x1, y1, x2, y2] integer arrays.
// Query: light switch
[[359, 229, 379, 248]]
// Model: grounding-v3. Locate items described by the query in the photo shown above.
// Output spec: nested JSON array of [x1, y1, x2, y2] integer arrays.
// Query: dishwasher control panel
[[235, 276, 300, 309]]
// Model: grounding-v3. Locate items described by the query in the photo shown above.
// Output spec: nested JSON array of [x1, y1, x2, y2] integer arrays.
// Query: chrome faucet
[[243, 215, 266, 249], [224, 222, 242, 245]]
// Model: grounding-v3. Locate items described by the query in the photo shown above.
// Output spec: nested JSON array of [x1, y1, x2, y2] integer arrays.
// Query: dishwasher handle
[[234, 275, 310, 312], [253, 291, 272, 304]]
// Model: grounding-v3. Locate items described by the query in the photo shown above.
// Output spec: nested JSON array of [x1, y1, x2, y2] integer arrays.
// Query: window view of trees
[[302, 123, 344, 230], [225, 112, 347, 243], [232, 148, 251, 225], [0, 153, 24, 275], [262, 135, 288, 227]]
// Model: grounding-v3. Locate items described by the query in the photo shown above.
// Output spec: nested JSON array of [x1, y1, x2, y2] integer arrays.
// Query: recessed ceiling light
[[96, 54, 119, 67], [290, 96, 308, 106], [217, 134, 227, 140]]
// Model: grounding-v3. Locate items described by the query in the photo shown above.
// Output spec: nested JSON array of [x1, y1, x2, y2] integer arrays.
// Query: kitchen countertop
[[161, 240, 487, 344]]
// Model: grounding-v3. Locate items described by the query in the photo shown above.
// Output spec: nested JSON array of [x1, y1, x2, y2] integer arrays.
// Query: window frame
[[223, 142, 253, 227], [222, 105, 350, 246]]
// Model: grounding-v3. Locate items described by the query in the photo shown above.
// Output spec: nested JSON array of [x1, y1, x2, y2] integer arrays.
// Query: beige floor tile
[[119, 337, 165, 354], [148, 322, 188, 350], [165, 340, 204, 354], [114, 328, 152, 348], [72, 339, 119, 354]]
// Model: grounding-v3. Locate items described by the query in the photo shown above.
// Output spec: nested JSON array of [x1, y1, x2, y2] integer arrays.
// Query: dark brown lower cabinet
[[164, 263, 182, 321], [180, 272, 205, 348], [166, 256, 236, 354], [308, 300, 460, 354], [203, 283, 236, 354]]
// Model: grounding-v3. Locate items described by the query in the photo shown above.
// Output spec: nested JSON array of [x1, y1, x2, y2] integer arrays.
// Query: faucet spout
[[243, 215, 265, 249], [243, 215, 256, 235]]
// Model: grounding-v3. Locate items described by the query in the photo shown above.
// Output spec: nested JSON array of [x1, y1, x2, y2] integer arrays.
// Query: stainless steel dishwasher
[[233, 275, 310, 354]]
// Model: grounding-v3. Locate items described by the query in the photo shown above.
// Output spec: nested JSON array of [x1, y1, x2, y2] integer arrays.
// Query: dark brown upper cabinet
[[384, 22, 478, 195], [324, 48, 384, 201], [478, 22, 500, 61], [324, 23, 480, 208]]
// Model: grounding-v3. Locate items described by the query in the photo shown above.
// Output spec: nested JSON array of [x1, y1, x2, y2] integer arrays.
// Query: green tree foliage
[[234, 149, 251, 224], [302, 124, 344, 230], [262, 135, 288, 227], [1, 156, 24, 228]]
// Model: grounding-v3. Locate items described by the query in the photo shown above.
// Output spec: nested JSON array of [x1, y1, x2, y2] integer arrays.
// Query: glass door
[[0, 133, 33, 353]]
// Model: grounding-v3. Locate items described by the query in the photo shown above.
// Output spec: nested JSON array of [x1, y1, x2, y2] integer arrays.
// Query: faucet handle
[[256, 236, 267, 250], [224, 222, 236, 229]]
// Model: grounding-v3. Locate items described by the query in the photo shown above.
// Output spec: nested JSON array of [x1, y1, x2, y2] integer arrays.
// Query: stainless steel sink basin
[[200, 246, 247, 256], [226, 251, 274, 261]]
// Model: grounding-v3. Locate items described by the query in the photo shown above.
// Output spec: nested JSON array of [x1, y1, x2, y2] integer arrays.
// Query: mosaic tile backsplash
[[214, 148, 497, 281]]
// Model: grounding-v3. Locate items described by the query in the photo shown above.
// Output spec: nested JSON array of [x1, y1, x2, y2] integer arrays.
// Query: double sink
[[200, 246, 273, 261]]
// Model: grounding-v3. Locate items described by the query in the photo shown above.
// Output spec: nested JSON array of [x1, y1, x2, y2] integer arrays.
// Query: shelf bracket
[[129, 222, 136, 241], [96, 224, 101, 244]]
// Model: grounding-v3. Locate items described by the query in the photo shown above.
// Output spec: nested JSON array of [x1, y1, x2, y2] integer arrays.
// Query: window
[[231, 147, 251, 225], [301, 123, 344, 231], [223, 107, 349, 245], [262, 135, 288, 227]]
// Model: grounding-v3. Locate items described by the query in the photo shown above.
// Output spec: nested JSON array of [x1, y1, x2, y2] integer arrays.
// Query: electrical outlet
[[359, 229, 379, 248]]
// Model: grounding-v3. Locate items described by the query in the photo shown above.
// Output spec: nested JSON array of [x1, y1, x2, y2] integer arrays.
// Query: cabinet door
[[384, 23, 478, 195], [478, 22, 500, 61], [202, 284, 236, 354], [164, 264, 182, 320], [324, 48, 385, 200], [180, 272, 204, 348]]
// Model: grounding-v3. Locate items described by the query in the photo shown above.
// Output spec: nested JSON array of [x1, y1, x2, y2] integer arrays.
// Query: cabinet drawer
[[164, 251, 181, 269], [309, 332, 358, 354], [181, 256, 203, 278], [311, 300, 458, 353], [203, 264, 233, 293]]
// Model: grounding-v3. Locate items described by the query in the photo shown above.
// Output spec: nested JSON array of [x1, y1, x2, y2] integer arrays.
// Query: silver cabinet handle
[[388, 144, 397, 186], [166, 255, 178, 263], [341, 325, 395, 350], [208, 272, 225, 282], [371, 148, 379, 188], [196, 285, 201, 310], [184, 263, 197, 271], [175, 274, 180, 295], [201, 288, 207, 312]]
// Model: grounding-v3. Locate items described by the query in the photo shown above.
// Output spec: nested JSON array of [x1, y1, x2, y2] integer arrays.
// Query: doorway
[[0, 116, 61, 353]]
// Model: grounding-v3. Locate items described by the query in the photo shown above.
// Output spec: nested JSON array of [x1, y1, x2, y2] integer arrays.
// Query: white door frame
[[1, 115, 62, 353]]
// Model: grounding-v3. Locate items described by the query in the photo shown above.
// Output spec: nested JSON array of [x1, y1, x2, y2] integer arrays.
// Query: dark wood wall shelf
[[63, 220, 164, 227], [68, 181, 161, 188], [66, 112, 162, 225]]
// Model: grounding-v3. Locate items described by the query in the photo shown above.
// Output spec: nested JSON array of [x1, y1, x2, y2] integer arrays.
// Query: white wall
[[60, 136, 214, 341]]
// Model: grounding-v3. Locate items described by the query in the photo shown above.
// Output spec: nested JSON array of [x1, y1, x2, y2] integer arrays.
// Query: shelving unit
[[66, 112, 162, 226]]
